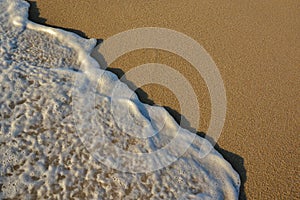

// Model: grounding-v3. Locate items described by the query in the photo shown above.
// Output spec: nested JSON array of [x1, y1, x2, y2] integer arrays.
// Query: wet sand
[[27, 0, 299, 199]]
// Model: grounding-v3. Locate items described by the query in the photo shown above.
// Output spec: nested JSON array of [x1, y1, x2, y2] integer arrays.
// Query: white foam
[[0, 0, 240, 199]]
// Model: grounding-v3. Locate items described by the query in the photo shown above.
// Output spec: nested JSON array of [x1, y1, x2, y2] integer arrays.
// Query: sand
[[27, 0, 299, 199]]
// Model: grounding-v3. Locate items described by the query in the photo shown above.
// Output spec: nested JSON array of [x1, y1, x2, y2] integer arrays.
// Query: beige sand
[[28, 0, 299, 199]]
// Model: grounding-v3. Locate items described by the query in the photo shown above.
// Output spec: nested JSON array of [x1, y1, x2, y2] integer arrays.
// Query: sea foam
[[0, 0, 240, 199]]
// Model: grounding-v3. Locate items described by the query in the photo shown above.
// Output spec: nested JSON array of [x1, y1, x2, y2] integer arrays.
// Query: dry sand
[[27, 0, 299, 199]]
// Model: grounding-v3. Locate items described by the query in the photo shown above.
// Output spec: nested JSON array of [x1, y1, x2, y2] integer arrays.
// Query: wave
[[0, 0, 240, 199]]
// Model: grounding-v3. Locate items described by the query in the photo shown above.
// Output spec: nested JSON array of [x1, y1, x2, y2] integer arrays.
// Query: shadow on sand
[[92, 49, 247, 200], [27, 1, 247, 199]]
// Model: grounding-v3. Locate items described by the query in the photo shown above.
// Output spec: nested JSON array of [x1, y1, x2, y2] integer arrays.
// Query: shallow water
[[0, 0, 240, 199]]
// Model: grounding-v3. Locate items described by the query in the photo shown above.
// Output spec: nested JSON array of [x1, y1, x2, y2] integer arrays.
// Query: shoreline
[[27, 0, 300, 199]]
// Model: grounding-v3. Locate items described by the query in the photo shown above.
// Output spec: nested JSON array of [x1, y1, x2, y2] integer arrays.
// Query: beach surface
[[28, 0, 299, 199]]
